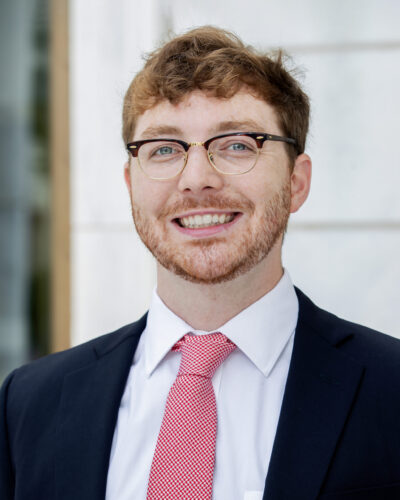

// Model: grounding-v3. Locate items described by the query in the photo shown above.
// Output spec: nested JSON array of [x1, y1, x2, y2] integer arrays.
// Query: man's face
[[125, 90, 295, 284]]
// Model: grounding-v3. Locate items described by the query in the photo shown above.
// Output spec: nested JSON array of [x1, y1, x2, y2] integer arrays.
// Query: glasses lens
[[209, 135, 259, 174], [138, 141, 186, 179]]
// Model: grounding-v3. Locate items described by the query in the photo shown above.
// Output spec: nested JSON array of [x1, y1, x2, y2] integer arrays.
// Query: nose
[[177, 145, 224, 195]]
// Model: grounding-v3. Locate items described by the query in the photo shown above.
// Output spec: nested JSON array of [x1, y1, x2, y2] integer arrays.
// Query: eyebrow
[[139, 125, 183, 140], [212, 120, 265, 134], [138, 119, 265, 141]]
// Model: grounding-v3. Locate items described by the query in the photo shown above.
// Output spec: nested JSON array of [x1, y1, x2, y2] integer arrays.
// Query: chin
[[161, 261, 245, 285], [155, 239, 281, 285]]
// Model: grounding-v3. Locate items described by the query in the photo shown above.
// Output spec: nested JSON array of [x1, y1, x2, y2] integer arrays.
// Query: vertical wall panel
[[69, 0, 161, 345]]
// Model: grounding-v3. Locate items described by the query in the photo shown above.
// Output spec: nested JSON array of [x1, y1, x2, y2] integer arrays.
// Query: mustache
[[158, 194, 255, 218]]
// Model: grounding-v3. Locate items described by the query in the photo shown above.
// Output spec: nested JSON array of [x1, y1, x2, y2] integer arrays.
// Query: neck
[[156, 249, 284, 331]]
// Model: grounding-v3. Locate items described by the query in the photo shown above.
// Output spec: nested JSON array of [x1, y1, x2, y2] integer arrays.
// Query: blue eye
[[229, 142, 248, 151], [155, 145, 175, 155]]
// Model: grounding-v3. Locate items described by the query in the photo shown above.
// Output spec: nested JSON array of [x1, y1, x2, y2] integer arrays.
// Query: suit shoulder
[[329, 314, 400, 364], [4, 316, 146, 394], [296, 287, 400, 366]]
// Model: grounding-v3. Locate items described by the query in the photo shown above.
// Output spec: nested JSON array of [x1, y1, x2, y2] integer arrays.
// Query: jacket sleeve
[[0, 371, 16, 500]]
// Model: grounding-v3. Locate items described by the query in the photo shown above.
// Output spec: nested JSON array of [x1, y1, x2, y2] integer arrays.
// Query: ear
[[124, 161, 132, 195], [290, 153, 312, 213]]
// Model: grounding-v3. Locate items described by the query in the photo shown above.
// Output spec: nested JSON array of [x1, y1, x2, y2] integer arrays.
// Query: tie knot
[[173, 332, 236, 378]]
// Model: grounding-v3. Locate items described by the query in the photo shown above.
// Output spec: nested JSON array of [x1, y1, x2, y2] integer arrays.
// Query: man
[[1, 26, 400, 500]]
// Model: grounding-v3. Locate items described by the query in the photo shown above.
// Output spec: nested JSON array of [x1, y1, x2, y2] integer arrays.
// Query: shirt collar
[[143, 269, 298, 377]]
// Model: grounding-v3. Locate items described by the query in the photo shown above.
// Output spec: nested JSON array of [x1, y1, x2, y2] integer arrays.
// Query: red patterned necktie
[[146, 332, 236, 499]]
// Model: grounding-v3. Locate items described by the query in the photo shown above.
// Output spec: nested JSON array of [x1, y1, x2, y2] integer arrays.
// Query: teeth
[[180, 213, 235, 228]]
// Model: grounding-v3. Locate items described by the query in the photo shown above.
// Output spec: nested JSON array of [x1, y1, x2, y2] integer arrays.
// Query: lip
[[172, 212, 243, 238]]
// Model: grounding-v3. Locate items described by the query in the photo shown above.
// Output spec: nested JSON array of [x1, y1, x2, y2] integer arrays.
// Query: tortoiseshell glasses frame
[[126, 132, 297, 180]]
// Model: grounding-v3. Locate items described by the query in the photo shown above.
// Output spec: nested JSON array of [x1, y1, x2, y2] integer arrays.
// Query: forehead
[[133, 89, 281, 140]]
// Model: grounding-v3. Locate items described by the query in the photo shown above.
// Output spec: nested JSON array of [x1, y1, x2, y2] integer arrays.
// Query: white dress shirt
[[106, 270, 299, 500]]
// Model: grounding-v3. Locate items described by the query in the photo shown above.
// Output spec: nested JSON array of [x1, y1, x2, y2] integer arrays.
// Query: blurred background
[[1, 0, 399, 381]]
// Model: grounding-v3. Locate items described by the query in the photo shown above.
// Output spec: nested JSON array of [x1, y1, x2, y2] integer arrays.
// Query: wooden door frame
[[50, 0, 70, 351]]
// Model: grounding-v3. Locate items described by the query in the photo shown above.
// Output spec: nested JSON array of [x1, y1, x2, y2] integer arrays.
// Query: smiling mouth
[[174, 212, 240, 229]]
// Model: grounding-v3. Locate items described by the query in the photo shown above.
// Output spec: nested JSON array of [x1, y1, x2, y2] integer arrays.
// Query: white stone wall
[[69, 0, 161, 345], [70, 0, 400, 345]]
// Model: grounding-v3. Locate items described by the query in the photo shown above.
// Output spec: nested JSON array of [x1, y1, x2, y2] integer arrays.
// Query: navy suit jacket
[[1, 288, 400, 499]]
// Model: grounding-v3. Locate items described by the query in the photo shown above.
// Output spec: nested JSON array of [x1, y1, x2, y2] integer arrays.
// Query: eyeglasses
[[126, 132, 297, 180]]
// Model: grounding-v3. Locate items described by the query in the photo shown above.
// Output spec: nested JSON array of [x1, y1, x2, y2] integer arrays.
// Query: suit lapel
[[55, 316, 146, 500], [263, 291, 364, 500]]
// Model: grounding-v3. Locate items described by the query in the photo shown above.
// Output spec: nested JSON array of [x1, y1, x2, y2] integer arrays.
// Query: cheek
[[131, 177, 171, 216], [239, 176, 271, 207], [244, 175, 290, 217]]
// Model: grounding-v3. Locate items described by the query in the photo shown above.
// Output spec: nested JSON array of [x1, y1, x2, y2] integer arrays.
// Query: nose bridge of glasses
[[188, 141, 206, 149], [182, 140, 215, 173], [185, 141, 211, 160]]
